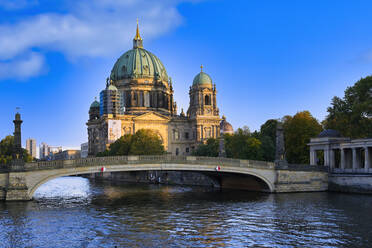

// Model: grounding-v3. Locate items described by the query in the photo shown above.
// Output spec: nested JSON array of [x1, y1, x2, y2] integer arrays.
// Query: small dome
[[193, 72, 212, 87], [220, 115, 233, 134], [318, 129, 341, 138], [107, 84, 118, 91], [90, 99, 100, 108]]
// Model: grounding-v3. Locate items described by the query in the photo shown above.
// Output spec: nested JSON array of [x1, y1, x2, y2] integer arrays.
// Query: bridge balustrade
[[21, 155, 277, 172]]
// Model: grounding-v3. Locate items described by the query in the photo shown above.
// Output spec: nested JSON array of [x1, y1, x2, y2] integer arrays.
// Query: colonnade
[[310, 141, 372, 172]]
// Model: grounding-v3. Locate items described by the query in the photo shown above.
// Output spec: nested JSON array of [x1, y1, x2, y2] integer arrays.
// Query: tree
[[323, 76, 372, 138], [259, 135, 275, 162], [0, 135, 32, 164], [283, 111, 322, 164], [225, 128, 263, 160], [130, 129, 165, 155], [192, 138, 219, 157], [97, 129, 165, 156], [258, 119, 278, 161], [108, 134, 132, 156]]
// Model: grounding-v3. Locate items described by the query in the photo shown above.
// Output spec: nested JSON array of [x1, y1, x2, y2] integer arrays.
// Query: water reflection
[[0, 177, 371, 247]]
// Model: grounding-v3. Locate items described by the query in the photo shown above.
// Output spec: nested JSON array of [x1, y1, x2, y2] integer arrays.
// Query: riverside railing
[[23, 155, 276, 171]]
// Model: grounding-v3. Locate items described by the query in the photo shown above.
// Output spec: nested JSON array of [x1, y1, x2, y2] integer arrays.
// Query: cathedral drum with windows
[[87, 22, 233, 156]]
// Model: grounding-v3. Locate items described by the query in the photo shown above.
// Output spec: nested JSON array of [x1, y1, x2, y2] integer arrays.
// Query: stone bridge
[[0, 155, 328, 201]]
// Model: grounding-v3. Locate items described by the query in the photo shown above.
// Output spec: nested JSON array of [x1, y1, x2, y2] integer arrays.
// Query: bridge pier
[[4, 172, 31, 201]]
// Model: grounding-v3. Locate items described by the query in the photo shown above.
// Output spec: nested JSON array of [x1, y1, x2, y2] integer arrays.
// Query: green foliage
[[323, 76, 372, 138], [259, 119, 278, 161], [260, 119, 278, 144], [97, 129, 165, 156], [193, 122, 277, 161], [109, 134, 132, 155], [0, 135, 32, 164], [225, 128, 262, 160], [259, 135, 275, 162], [283, 111, 322, 164], [192, 138, 219, 157], [130, 129, 165, 155]]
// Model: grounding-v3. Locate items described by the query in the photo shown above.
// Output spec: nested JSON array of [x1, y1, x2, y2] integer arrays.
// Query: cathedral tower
[[188, 65, 218, 118], [188, 66, 220, 142]]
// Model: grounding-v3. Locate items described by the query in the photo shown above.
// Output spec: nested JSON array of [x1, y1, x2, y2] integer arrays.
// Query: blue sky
[[1, 0, 372, 148]]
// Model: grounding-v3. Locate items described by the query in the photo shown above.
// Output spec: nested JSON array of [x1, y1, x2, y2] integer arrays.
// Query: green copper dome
[[90, 99, 100, 108], [110, 48, 168, 82], [193, 71, 212, 86]]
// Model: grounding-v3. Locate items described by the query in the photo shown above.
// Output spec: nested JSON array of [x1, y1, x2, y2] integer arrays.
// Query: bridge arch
[[27, 163, 275, 199]]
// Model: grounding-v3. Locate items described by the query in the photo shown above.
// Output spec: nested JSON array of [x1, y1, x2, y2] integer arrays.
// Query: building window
[[205, 127, 211, 138], [205, 95, 211, 105], [186, 147, 190, 153], [185, 132, 189, 139], [176, 148, 179, 156], [173, 129, 179, 140]]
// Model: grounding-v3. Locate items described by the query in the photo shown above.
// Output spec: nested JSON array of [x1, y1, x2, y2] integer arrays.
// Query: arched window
[[205, 95, 211, 105]]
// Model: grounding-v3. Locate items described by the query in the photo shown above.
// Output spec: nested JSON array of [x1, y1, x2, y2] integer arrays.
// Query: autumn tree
[[323, 76, 372, 138], [283, 111, 322, 164]]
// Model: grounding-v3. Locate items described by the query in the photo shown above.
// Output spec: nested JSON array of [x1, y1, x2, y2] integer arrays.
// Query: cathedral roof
[[110, 22, 168, 82], [193, 65, 212, 87]]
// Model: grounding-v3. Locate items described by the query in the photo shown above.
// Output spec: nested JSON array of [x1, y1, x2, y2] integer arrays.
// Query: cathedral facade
[[87, 23, 232, 156]]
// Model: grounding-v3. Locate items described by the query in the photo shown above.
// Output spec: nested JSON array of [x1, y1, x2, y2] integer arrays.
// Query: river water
[[0, 177, 371, 248]]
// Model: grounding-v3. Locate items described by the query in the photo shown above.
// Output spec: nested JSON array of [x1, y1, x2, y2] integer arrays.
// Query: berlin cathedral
[[87, 22, 233, 156]]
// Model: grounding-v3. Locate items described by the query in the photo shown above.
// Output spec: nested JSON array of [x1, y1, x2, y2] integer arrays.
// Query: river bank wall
[[329, 174, 372, 194]]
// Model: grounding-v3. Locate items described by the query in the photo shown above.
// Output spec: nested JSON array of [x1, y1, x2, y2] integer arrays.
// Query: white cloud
[[0, 0, 188, 80], [0, 52, 45, 80]]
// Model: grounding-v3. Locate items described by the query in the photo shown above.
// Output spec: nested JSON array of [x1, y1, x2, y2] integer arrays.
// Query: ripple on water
[[1, 177, 372, 248]]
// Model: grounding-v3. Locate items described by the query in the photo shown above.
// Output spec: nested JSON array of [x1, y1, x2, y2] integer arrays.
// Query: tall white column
[[365, 147, 370, 171], [341, 148, 345, 170], [330, 149, 335, 169], [310, 149, 317, 165], [324, 149, 330, 167], [352, 148, 358, 170]]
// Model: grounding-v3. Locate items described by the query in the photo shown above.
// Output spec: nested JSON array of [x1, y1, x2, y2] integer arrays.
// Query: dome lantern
[[133, 19, 143, 49]]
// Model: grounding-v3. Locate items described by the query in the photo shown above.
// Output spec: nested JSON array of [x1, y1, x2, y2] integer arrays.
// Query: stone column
[[365, 147, 370, 171], [341, 148, 345, 170], [11, 112, 25, 171], [275, 123, 286, 162], [352, 148, 358, 170], [330, 149, 335, 169], [324, 149, 330, 167], [310, 149, 317, 165]]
